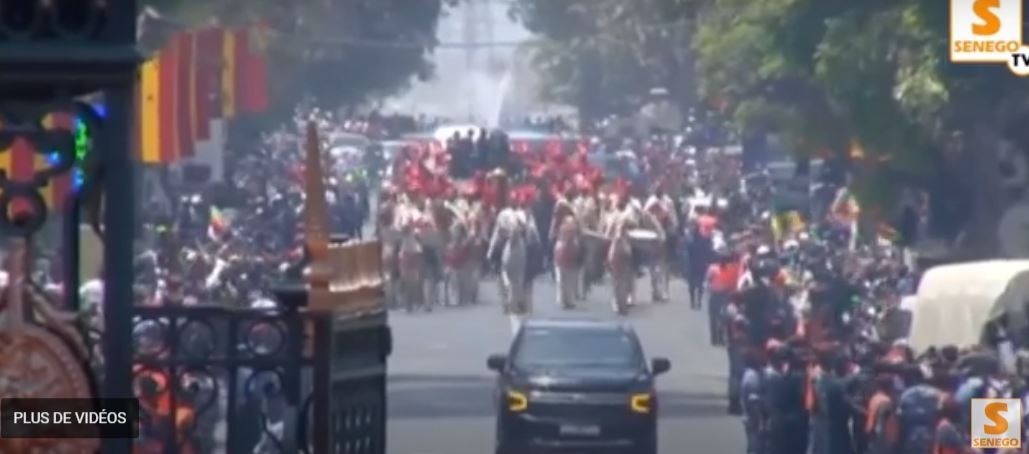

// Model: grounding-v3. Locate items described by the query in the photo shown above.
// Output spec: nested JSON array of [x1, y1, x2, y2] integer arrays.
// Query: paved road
[[386, 275, 745, 454]]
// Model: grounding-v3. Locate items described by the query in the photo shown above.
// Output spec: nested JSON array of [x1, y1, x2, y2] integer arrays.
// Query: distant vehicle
[[329, 132, 372, 150], [487, 318, 670, 454]]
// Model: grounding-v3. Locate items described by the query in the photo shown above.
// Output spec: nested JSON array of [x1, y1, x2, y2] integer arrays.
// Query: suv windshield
[[512, 326, 644, 371]]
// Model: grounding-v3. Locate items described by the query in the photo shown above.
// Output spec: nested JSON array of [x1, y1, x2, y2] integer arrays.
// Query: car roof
[[520, 317, 634, 333]]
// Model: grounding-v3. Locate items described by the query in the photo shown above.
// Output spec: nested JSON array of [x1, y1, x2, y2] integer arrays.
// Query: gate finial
[[303, 121, 331, 291]]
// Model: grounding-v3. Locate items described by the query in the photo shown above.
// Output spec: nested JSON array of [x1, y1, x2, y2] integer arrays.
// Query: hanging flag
[[221, 28, 241, 118], [158, 38, 181, 163], [139, 57, 162, 164], [209, 205, 228, 234], [241, 22, 270, 114], [193, 27, 221, 139], [175, 32, 196, 159]]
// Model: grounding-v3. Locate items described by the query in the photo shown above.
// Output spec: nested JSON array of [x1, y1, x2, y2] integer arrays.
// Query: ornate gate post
[[0, 1, 139, 453]]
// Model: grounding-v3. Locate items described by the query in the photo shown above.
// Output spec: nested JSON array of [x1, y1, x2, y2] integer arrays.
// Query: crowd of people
[[374, 107, 1028, 454]]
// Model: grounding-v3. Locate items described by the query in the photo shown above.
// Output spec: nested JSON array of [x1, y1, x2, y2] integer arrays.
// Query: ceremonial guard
[[607, 221, 635, 313], [553, 214, 581, 309], [443, 185, 481, 306], [549, 185, 578, 245], [377, 185, 400, 308], [573, 180, 602, 299], [488, 188, 540, 314], [644, 184, 678, 302]]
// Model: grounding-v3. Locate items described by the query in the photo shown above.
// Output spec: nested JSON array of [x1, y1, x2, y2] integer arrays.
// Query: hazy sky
[[385, 1, 532, 123]]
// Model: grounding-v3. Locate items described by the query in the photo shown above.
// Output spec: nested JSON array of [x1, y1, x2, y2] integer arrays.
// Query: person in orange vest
[[706, 247, 740, 346], [134, 366, 197, 454], [865, 374, 899, 454]]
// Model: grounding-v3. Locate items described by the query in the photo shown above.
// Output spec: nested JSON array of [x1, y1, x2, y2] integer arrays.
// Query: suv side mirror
[[487, 354, 507, 372], [651, 357, 671, 375]]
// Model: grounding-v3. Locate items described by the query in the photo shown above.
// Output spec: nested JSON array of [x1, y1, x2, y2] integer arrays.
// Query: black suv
[[487, 318, 671, 454]]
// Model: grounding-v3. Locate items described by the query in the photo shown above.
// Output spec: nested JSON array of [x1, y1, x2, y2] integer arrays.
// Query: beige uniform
[[644, 196, 676, 302], [553, 217, 581, 308], [488, 208, 539, 314], [608, 231, 635, 312]]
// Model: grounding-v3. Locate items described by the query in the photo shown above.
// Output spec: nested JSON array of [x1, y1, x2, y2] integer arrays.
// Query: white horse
[[443, 220, 478, 306], [397, 226, 427, 312], [489, 213, 530, 315]]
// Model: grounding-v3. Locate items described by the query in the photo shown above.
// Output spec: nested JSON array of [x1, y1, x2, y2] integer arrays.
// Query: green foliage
[[509, 0, 696, 117], [141, 0, 451, 113]]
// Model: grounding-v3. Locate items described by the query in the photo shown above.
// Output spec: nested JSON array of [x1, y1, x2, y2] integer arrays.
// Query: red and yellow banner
[[136, 23, 271, 165]]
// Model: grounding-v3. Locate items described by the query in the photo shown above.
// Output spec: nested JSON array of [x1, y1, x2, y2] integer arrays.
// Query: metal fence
[[132, 301, 390, 454]]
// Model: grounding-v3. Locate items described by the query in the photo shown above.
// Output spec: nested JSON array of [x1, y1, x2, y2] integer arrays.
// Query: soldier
[[640, 202, 669, 303], [553, 214, 581, 309], [573, 183, 601, 299], [644, 184, 678, 302], [607, 221, 634, 314], [397, 223, 426, 312], [549, 185, 578, 244], [488, 191, 537, 314]]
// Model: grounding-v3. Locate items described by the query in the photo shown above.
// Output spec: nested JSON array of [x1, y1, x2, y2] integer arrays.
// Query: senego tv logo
[[971, 398, 1022, 449], [951, 0, 1029, 76]]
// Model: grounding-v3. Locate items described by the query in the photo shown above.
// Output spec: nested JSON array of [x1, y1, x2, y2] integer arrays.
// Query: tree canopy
[[512, 0, 1029, 254], [508, 0, 697, 120], [142, 0, 454, 115]]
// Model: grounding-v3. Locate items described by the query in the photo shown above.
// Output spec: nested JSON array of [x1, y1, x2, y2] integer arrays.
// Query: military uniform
[[607, 225, 634, 313], [553, 216, 581, 309]]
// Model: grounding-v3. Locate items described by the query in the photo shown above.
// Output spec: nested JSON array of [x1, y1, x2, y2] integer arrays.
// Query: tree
[[142, 0, 454, 116], [692, 0, 1029, 254], [508, 0, 698, 120]]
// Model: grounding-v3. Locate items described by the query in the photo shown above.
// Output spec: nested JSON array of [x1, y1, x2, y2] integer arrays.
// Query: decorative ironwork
[[131, 303, 310, 454], [0, 1, 139, 454], [124, 122, 391, 454], [129, 305, 391, 454], [0, 103, 86, 236], [0, 237, 98, 453], [0, 0, 109, 41]]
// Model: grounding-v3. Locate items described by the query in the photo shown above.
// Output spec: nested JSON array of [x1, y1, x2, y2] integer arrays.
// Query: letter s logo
[[984, 402, 1009, 435], [972, 0, 1002, 36]]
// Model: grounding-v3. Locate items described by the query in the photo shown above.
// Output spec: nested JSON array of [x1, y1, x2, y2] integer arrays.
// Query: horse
[[443, 220, 478, 306], [489, 210, 531, 315]]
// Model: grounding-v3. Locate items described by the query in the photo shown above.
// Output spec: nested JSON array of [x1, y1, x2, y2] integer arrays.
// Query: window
[[512, 326, 644, 371]]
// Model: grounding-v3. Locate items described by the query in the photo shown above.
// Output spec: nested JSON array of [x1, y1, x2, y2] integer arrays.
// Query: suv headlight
[[507, 390, 528, 412], [630, 393, 652, 414]]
